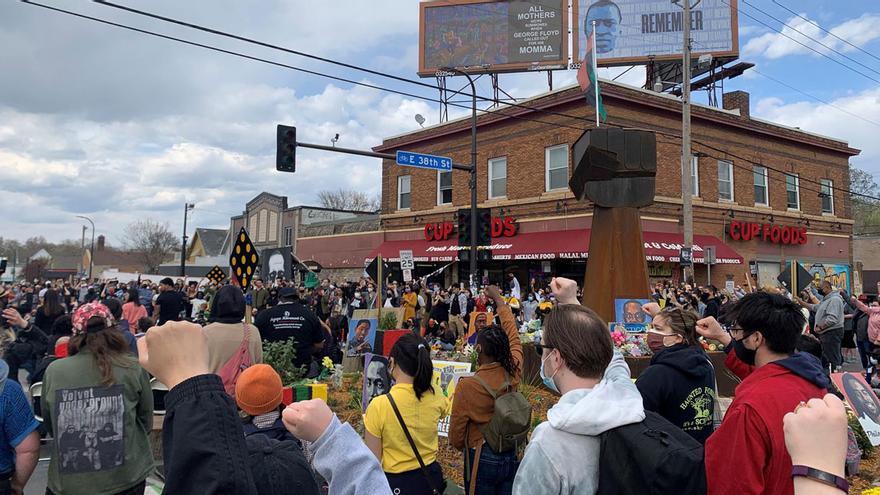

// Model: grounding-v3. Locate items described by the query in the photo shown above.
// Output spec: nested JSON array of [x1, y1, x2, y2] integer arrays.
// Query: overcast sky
[[1, 0, 878, 245]]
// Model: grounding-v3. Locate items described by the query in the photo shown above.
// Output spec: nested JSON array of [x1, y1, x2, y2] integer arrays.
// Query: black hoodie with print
[[635, 343, 716, 444]]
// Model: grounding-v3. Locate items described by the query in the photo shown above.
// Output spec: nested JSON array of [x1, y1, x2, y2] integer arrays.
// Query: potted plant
[[262, 337, 304, 405]]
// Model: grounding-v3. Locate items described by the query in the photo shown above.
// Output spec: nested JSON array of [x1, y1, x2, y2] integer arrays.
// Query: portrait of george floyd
[[614, 298, 653, 332], [584, 0, 621, 54], [362, 353, 391, 412], [835, 372, 880, 446]]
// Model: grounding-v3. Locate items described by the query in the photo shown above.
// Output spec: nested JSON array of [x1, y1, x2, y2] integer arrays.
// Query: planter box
[[342, 354, 364, 374], [625, 352, 739, 398]]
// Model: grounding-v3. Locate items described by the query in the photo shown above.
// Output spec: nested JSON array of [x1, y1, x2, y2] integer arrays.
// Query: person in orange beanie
[[236, 364, 299, 443]]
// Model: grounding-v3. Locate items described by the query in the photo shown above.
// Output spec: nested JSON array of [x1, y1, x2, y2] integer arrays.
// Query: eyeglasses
[[535, 343, 554, 355]]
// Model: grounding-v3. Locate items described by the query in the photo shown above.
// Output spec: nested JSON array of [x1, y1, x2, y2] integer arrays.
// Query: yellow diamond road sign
[[229, 227, 259, 289]]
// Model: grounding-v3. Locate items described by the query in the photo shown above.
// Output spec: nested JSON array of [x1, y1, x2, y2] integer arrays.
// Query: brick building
[[298, 80, 859, 291], [228, 192, 378, 280]]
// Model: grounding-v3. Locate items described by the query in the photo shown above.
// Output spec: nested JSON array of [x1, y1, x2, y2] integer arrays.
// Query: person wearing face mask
[[796, 281, 845, 371], [696, 292, 829, 495], [635, 305, 715, 444], [402, 285, 418, 323], [512, 278, 644, 495], [521, 293, 538, 324]]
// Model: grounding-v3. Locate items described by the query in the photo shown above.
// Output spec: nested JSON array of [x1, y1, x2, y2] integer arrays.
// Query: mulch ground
[[327, 373, 556, 488], [851, 452, 880, 494]]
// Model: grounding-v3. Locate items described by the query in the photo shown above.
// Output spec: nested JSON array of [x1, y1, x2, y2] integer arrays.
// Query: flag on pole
[[577, 25, 607, 124]]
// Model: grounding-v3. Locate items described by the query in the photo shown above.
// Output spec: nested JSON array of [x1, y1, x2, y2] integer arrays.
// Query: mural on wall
[[801, 262, 851, 293]]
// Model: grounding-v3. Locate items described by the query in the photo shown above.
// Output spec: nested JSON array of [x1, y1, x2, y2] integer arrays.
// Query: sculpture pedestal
[[582, 206, 651, 323]]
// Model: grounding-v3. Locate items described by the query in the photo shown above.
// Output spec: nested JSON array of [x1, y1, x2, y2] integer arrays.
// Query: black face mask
[[733, 334, 757, 366]]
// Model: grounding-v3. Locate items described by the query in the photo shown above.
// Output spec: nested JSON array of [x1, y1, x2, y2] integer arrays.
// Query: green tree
[[849, 165, 880, 235]]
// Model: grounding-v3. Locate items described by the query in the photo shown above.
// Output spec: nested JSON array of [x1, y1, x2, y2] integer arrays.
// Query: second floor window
[[438, 171, 452, 205], [398, 175, 411, 210], [489, 157, 507, 199], [753, 166, 768, 206], [786, 173, 800, 210], [545, 145, 568, 192]]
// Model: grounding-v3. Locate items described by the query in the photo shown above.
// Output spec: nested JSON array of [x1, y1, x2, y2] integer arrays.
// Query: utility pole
[[681, 0, 694, 283], [180, 203, 195, 277], [76, 215, 95, 281]]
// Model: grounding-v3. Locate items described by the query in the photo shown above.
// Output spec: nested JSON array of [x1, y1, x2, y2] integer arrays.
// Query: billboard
[[419, 0, 568, 76], [573, 0, 738, 67]]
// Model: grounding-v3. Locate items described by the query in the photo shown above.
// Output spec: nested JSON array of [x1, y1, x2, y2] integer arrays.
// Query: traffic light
[[477, 208, 492, 246], [457, 209, 471, 246], [276, 125, 296, 173]]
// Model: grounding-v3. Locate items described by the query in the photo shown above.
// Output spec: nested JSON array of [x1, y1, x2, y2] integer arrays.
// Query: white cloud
[[743, 13, 880, 60], [752, 86, 880, 176]]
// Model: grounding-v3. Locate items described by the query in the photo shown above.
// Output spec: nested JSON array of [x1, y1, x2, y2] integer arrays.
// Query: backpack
[[218, 324, 253, 397], [597, 410, 706, 495], [471, 373, 531, 453]]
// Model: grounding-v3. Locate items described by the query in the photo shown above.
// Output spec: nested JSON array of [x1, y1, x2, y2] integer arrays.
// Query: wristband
[[791, 465, 848, 493]]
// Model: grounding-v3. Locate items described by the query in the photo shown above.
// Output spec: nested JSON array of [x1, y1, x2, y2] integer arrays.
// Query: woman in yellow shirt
[[364, 333, 449, 494], [402, 285, 418, 323]]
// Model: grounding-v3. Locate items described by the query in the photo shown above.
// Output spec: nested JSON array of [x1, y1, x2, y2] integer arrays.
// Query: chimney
[[97, 235, 106, 251], [723, 91, 750, 119]]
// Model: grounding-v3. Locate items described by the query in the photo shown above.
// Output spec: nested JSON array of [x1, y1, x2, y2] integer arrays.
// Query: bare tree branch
[[122, 220, 178, 272], [316, 189, 380, 212]]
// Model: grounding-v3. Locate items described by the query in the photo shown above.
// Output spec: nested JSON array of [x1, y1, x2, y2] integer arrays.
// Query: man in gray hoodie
[[799, 281, 845, 370], [513, 278, 645, 495]]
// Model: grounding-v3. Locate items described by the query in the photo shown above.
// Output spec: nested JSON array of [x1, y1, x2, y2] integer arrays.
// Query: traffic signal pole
[[279, 64, 481, 289]]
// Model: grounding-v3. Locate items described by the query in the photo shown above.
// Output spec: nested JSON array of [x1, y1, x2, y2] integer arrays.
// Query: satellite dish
[[415, 114, 426, 128]]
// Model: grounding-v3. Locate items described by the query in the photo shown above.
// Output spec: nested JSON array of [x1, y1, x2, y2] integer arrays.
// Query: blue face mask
[[528, 296, 534, 301], [540, 352, 560, 394]]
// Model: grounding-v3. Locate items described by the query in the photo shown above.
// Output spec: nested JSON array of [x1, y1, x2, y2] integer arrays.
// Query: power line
[[740, 0, 880, 78], [720, 0, 880, 85], [20, 0, 588, 136], [95, 0, 880, 143], [92, 1, 621, 129], [771, 0, 880, 67], [748, 66, 880, 129], [22, 1, 880, 204]]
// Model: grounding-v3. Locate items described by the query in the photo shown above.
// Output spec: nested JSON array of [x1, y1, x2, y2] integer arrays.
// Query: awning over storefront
[[368, 230, 743, 265], [644, 232, 744, 265]]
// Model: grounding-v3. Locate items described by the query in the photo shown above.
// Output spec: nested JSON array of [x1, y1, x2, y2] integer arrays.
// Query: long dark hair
[[68, 316, 135, 386], [390, 333, 434, 400], [127, 288, 141, 307], [41, 289, 64, 317], [477, 325, 519, 378]]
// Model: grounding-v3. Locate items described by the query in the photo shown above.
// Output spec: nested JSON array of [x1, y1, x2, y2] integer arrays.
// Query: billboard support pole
[[681, 0, 694, 283], [441, 67, 480, 291]]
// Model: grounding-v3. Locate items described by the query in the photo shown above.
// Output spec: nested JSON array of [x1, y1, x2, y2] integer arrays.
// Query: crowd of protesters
[[0, 269, 871, 494]]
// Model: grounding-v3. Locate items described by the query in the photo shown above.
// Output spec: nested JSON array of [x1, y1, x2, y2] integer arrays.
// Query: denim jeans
[[465, 445, 519, 495]]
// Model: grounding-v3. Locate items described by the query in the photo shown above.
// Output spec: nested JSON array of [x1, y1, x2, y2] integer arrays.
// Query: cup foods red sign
[[424, 217, 518, 241], [728, 220, 808, 245]]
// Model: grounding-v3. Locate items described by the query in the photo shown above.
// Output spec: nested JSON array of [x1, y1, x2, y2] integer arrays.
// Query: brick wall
[[378, 83, 856, 240]]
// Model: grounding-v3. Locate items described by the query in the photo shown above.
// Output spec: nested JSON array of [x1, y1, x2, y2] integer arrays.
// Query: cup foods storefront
[[364, 213, 745, 288]]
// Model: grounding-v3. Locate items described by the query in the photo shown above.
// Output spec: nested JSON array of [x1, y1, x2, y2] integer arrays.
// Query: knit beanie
[[235, 364, 283, 416]]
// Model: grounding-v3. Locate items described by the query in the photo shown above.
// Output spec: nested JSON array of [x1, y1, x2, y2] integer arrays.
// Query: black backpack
[[597, 410, 706, 495]]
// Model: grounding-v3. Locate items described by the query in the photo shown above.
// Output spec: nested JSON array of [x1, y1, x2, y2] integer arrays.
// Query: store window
[[785, 173, 800, 210], [753, 166, 768, 206], [398, 175, 411, 210], [545, 145, 569, 192], [489, 157, 507, 199], [437, 171, 452, 205], [820, 179, 834, 214], [717, 160, 734, 201]]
